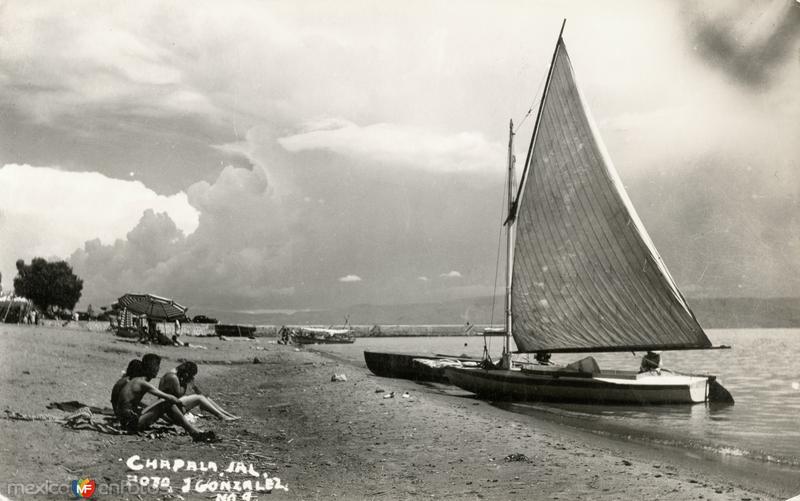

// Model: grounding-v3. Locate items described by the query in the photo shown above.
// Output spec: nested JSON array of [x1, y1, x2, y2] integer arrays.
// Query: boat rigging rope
[[515, 68, 548, 132], [485, 63, 547, 363], [486, 141, 512, 364]]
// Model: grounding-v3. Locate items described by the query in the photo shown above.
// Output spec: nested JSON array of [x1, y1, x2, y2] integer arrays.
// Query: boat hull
[[281, 326, 355, 345], [364, 351, 449, 382], [444, 367, 726, 405], [215, 324, 256, 337], [293, 335, 355, 345], [114, 327, 139, 339], [364, 351, 482, 383]]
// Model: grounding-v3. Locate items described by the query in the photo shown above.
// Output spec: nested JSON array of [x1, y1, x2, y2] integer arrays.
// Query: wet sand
[[0, 325, 794, 500]]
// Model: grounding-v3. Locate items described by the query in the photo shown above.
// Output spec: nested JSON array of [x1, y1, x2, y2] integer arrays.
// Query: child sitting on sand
[[159, 361, 239, 421], [114, 354, 218, 442]]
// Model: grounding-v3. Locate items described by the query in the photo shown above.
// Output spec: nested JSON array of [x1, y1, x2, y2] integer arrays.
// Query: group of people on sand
[[134, 318, 191, 347], [111, 353, 239, 442]]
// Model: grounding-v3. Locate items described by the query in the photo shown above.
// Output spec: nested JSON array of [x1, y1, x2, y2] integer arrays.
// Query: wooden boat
[[215, 324, 256, 337], [445, 21, 733, 405], [113, 326, 139, 339], [285, 326, 356, 345], [446, 360, 732, 405], [364, 351, 481, 383]]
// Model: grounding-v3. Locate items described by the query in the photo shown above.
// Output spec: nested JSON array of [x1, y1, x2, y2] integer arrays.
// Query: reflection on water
[[312, 329, 800, 466]]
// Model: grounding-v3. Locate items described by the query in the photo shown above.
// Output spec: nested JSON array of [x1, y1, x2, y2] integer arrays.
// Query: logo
[[70, 478, 96, 498]]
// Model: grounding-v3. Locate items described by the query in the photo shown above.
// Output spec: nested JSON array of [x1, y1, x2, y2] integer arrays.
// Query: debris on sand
[[383, 392, 395, 399], [331, 374, 347, 382], [503, 453, 532, 463]]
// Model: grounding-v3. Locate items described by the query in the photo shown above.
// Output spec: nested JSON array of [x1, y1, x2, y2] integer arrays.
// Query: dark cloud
[[0, 105, 245, 195], [4, 1, 794, 319], [67, 132, 508, 318], [684, 0, 800, 89], [65, 111, 799, 320]]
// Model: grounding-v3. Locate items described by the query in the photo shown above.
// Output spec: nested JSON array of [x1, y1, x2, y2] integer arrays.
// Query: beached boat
[[364, 351, 481, 383], [215, 324, 256, 337], [284, 326, 356, 345], [444, 21, 733, 405]]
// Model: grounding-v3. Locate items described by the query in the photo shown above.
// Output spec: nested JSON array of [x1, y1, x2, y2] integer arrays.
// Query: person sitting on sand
[[114, 354, 217, 442], [111, 359, 142, 414], [159, 361, 240, 421], [153, 326, 175, 346], [138, 322, 149, 343]]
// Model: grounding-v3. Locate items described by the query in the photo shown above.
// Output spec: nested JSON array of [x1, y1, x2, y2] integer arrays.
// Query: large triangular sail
[[510, 37, 711, 353]]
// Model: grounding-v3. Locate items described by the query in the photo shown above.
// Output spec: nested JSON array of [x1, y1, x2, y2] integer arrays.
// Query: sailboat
[[444, 21, 734, 405]]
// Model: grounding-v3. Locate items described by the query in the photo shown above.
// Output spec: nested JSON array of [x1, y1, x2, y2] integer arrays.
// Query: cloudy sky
[[0, 0, 798, 318]]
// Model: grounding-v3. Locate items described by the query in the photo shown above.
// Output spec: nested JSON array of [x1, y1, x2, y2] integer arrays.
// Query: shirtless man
[[111, 359, 142, 414], [114, 354, 217, 442], [159, 361, 239, 421]]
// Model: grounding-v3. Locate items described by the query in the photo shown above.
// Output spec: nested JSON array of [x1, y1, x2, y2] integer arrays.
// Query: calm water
[[312, 329, 800, 468]]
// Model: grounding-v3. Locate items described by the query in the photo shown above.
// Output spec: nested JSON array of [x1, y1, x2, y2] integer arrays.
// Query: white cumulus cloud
[[439, 270, 463, 278], [278, 119, 503, 173], [0, 163, 199, 288]]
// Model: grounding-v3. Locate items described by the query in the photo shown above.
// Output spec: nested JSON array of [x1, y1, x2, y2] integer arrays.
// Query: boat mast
[[502, 19, 566, 369], [502, 119, 516, 369]]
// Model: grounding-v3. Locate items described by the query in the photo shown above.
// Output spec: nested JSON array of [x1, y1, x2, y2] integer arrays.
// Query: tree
[[13, 258, 83, 313]]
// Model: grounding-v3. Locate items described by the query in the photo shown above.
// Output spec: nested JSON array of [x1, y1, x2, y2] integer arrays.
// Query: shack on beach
[[0, 293, 36, 324]]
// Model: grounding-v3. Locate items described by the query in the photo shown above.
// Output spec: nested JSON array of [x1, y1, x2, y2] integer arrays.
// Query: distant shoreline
[[26, 320, 504, 337], [192, 296, 800, 329], [18, 319, 800, 339]]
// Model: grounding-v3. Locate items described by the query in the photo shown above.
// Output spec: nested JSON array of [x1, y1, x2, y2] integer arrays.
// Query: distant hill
[[688, 297, 800, 329], [201, 297, 504, 327], [203, 296, 800, 328]]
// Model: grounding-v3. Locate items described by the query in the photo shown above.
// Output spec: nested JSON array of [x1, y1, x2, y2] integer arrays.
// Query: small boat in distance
[[215, 324, 257, 337], [444, 21, 733, 405], [282, 326, 356, 345]]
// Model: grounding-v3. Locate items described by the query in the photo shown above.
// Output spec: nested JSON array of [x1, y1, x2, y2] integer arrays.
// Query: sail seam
[[546, 70, 647, 346], [553, 56, 674, 343]]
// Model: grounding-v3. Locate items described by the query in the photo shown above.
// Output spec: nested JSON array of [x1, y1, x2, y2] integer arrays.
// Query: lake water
[[311, 329, 800, 469]]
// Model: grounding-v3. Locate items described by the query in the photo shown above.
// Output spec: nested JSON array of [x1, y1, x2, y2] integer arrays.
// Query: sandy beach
[[0, 325, 795, 501]]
